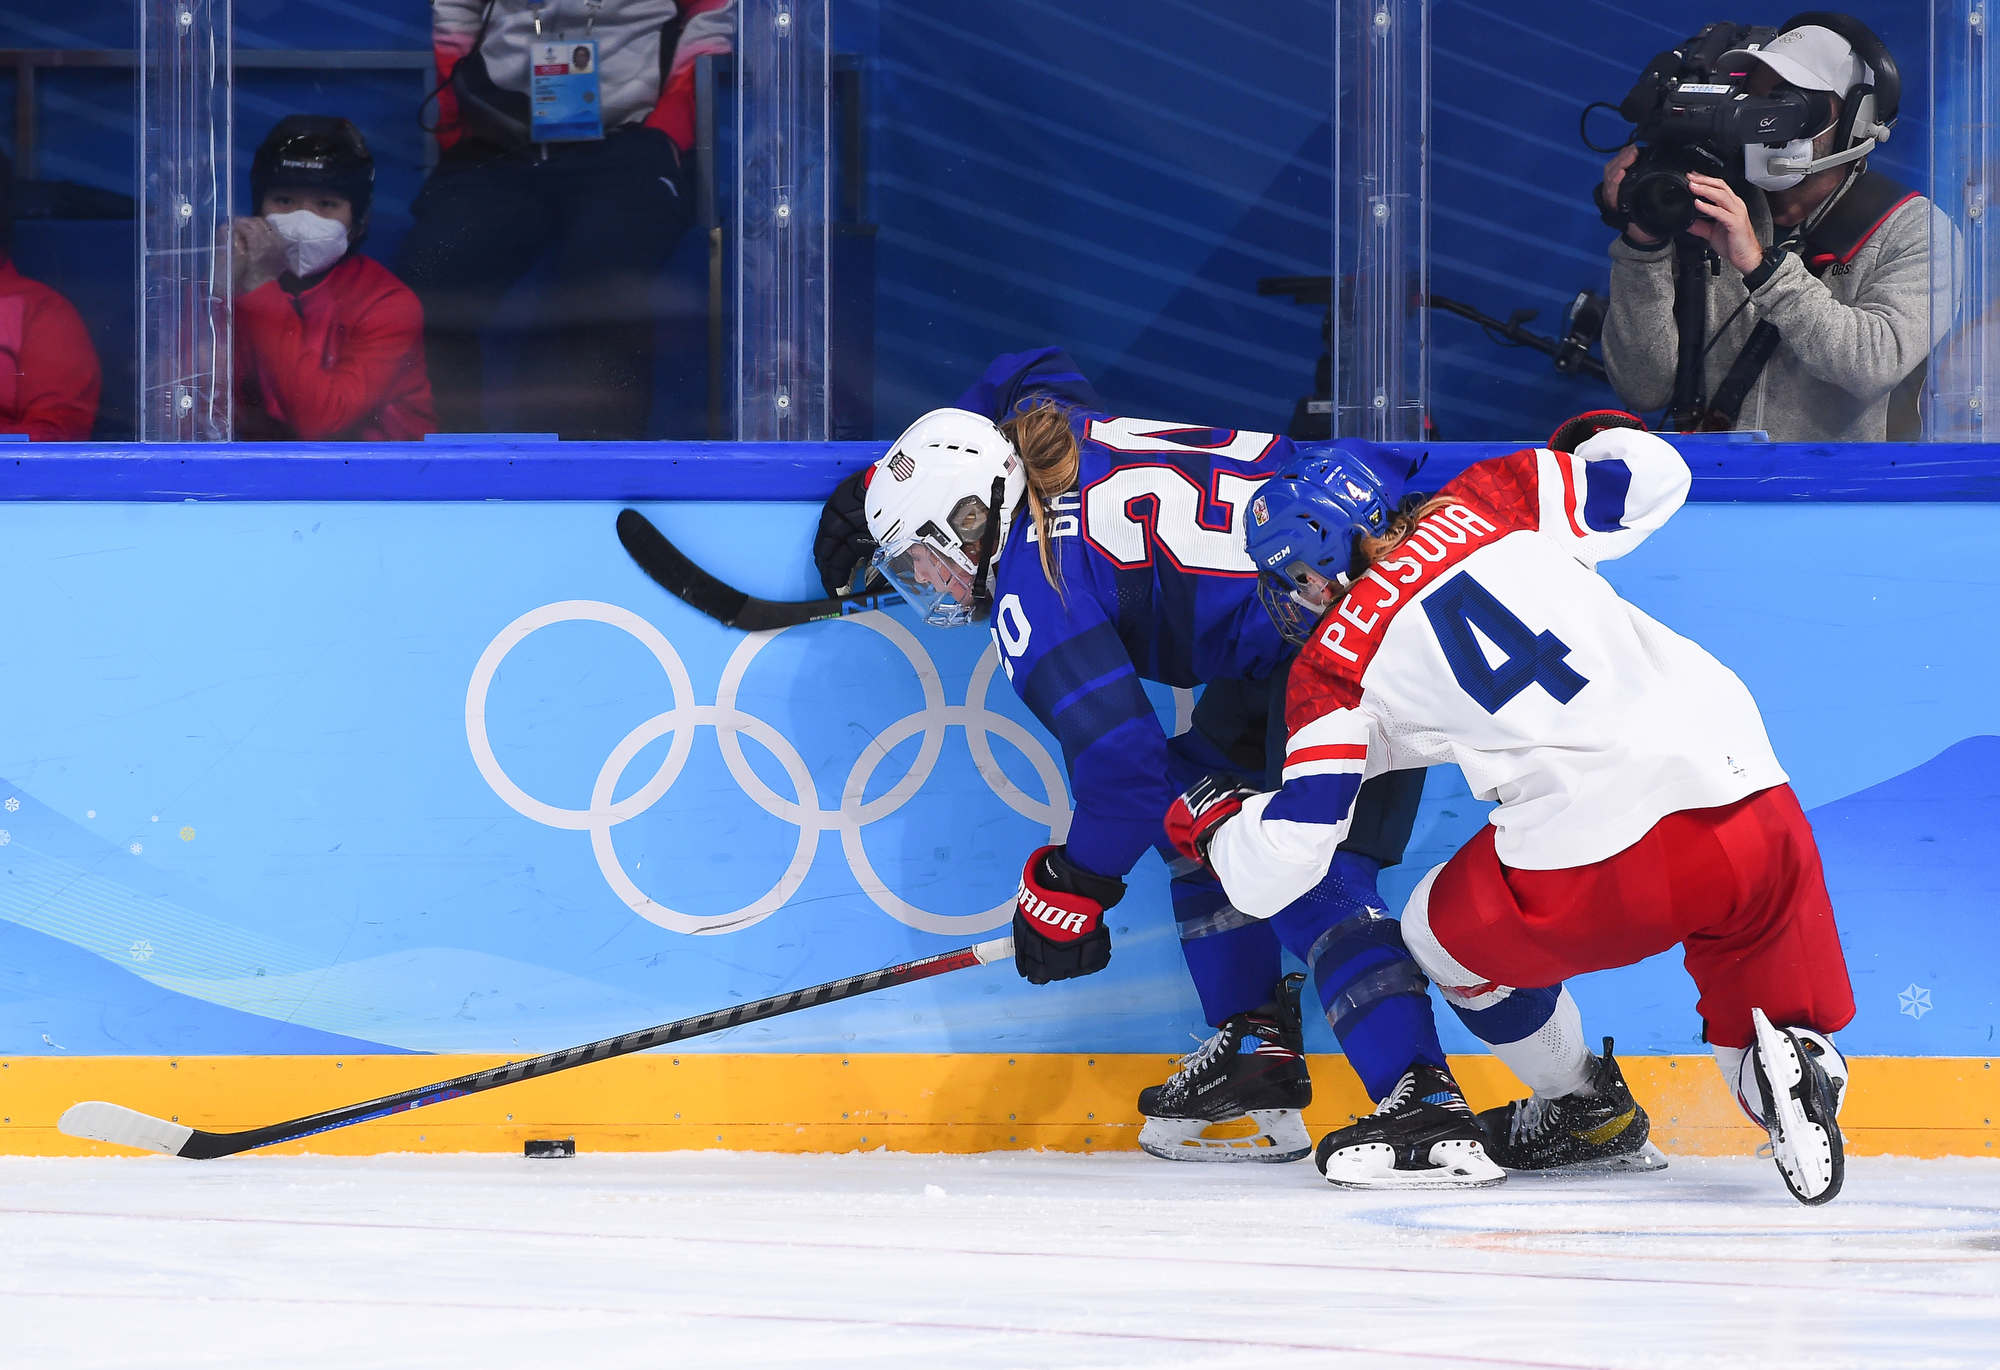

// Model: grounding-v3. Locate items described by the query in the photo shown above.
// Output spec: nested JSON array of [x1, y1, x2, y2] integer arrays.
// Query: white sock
[[1400, 869, 1596, 1099], [1488, 986, 1594, 1098], [1711, 1041, 1764, 1126]]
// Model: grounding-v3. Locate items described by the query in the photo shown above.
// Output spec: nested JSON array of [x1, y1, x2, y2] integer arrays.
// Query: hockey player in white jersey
[[1165, 411, 1856, 1204]]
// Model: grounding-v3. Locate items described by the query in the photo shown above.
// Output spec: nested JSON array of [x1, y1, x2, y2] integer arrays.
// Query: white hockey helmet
[[864, 407, 1027, 627]]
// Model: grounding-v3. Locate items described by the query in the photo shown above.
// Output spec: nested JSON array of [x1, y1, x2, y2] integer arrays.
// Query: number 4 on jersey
[[1423, 573, 1588, 713]]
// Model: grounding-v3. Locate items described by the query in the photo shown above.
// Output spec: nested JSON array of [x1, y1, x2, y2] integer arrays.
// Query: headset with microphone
[[1760, 12, 1900, 181]]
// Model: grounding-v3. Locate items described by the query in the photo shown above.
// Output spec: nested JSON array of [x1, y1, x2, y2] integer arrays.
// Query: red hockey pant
[[1427, 784, 1854, 1048]]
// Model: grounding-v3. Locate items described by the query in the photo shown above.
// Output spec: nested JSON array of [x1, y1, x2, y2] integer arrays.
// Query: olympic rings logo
[[465, 601, 1078, 938]]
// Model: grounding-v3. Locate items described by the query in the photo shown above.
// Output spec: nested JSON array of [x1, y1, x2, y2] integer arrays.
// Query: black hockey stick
[[59, 935, 1012, 1159], [616, 507, 904, 631]]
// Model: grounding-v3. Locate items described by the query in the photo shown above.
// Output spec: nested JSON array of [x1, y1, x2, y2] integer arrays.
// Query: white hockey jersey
[[1209, 427, 1789, 919]]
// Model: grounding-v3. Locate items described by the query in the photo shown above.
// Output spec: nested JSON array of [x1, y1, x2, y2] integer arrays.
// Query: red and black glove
[[1013, 845, 1124, 985], [1165, 776, 1258, 871], [1547, 409, 1646, 455]]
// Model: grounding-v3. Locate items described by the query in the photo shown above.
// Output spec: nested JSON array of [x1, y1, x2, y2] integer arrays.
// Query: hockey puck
[[523, 1138, 576, 1158]]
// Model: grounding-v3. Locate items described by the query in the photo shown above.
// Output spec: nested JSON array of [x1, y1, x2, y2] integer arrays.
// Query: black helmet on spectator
[[251, 115, 375, 234]]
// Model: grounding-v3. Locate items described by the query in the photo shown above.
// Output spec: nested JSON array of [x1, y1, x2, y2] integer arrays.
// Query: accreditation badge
[[529, 38, 604, 143]]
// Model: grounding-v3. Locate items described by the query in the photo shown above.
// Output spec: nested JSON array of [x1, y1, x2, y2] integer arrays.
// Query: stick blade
[[615, 508, 751, 627], [59, 1101, 197, 1157]]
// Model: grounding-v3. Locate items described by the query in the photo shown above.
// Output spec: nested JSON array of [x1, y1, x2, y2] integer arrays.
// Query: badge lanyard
[[528, 0, 606, 147]]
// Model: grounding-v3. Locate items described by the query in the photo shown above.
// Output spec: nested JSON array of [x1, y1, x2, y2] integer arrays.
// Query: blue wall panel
[[0, 495, 1991, 1061]]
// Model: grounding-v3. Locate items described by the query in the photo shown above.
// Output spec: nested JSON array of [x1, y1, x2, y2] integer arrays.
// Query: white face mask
[[1743, 138, 1814, 191], [265, 209, 350, 277]]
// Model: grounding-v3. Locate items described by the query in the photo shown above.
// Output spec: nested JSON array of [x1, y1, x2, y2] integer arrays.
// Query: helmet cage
[[1256, 571, 1318, 646]]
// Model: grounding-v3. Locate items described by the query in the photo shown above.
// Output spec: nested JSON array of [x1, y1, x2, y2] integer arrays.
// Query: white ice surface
[[8, 1153, 1999, 1370]]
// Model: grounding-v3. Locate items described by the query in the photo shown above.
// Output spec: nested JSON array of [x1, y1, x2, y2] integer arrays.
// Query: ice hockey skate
[[1313, 1062, 1505, 1189], [1749, 1007, 1847, 1205], [1136, 974, 1312, 1162], [1476, 1037, 1669, 1174]]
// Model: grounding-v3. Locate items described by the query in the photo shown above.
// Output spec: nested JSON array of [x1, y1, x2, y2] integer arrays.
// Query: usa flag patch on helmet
[[888, 451, 916, 481]]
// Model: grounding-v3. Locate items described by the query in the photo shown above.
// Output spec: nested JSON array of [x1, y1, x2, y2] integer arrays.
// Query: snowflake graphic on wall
[[1898, 984, 1933, 1020], [128, 842, 143, 856], [0, 830, 9, 847], [2, 797, 16, 812], [129, 940, 154, 962]]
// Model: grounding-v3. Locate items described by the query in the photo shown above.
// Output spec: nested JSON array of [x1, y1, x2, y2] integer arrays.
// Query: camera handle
[[1666, 236, 1715, 431]]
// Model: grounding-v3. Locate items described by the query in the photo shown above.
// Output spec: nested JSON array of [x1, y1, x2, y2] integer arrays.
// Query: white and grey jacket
[[1600, 172, 1961, 442]]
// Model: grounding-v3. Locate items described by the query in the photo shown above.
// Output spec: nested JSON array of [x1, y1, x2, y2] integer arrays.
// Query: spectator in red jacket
[[231, 116, 437, 441], [0, 151, 101, 440]]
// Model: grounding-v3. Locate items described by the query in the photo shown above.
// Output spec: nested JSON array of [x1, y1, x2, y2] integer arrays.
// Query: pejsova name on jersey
[[1316, 502, 1499, 666]]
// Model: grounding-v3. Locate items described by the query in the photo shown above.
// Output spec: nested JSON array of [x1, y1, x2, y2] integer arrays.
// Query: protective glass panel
[[127, 3, 737, 443], [1925, 0, 1989, 440], [5, 17, 139, 441], [733, 0, 829, 440], [1425, 2, 1944, 443], [1333, 0, 1429, 441], [834, 3, 1339, 443], [138, 0, 230, 440]]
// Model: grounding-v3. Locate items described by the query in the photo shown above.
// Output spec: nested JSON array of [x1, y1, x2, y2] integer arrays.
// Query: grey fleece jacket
[[1601, 179, 1959, 441]]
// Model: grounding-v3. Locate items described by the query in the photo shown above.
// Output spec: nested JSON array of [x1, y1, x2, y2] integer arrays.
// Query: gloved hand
[[1013, 845, 1124, 985], [229, 215, 288, 295], [1165, 775, 1258, 871], [1547, 409, 1646, 455], [813, 468, 880, 596]]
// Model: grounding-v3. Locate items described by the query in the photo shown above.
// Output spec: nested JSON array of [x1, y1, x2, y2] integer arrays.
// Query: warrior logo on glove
[[1012, 845, 1125, 985]]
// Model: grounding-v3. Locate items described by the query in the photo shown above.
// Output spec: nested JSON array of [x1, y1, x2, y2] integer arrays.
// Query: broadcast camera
[[1604, 13, 1900, 241], [1611, 22, 1793, 239]]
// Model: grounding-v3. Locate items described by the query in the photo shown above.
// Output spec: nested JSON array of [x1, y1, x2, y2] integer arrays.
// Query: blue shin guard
[[1168, 855, 1285, 1025], [1267, 854, 1447, 1101]]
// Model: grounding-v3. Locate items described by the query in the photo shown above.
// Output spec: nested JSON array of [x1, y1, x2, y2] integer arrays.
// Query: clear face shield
[[871, 495, 994, 628]]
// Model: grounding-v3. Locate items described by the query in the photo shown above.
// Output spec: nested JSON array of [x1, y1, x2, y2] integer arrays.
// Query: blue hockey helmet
[[1245, 442, 1396, 644]]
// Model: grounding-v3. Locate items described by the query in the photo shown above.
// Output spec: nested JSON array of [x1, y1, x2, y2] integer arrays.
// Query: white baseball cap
[[1722, 24, 1870, 94]]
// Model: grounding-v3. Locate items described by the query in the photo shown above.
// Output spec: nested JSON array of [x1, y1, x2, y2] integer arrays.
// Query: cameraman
[[1598, 21, 1955, 441]]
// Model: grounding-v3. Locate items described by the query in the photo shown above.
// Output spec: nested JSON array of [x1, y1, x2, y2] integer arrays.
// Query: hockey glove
[[1547, 409, 1646, 455], [1013, 845, 1124, 985], [813, 468, 882, 597], [1165, 776, 1259, 871]]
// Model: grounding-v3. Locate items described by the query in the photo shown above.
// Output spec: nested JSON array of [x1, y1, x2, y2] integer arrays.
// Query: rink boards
[[0, 475, 1994, 1156], [8, 1053, 1995, 1158]]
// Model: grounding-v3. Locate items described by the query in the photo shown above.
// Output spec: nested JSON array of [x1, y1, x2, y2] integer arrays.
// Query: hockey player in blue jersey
[[842, 348, 1504, 1187]]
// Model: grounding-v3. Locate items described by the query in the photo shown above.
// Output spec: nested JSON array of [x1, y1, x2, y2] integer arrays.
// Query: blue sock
[[1267, 853, 1448, 1100], [1446, 982, 1566, 1045], [1169, 860, 1284, 1025]]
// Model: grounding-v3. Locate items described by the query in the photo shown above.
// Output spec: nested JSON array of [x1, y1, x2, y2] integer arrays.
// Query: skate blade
[[1751, 1008, 1844, 1205], [1138, 1109, 1311, 1164], [1321, 1138, 1508, 1191], [1503, 1141, 1671, 1177]]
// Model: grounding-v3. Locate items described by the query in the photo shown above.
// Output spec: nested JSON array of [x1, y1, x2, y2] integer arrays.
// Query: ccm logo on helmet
[[1016, 887, 1091, 936]]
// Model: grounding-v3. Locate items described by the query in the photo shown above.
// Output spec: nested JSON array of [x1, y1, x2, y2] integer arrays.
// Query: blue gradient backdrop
[[0, 499, 1991, 1059]]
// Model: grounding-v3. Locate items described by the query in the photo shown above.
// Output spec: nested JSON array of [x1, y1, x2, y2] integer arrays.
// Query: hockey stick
[[60, 935, 1013, 1159], [616, 507, 905, 631]]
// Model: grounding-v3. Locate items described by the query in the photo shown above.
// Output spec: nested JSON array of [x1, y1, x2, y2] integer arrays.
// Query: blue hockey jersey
[[956, 349, 1299, 882]]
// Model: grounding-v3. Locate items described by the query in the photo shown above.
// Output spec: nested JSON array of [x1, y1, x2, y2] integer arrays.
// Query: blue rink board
[[0, 498, 1992, 1059]]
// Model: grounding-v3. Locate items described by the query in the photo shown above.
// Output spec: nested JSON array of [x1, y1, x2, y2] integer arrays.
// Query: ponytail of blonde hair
[[998, 398, 1082, 593]]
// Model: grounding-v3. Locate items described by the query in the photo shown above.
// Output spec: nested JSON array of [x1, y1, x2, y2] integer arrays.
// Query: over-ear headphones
[[1778, 11, 1899, 160]]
